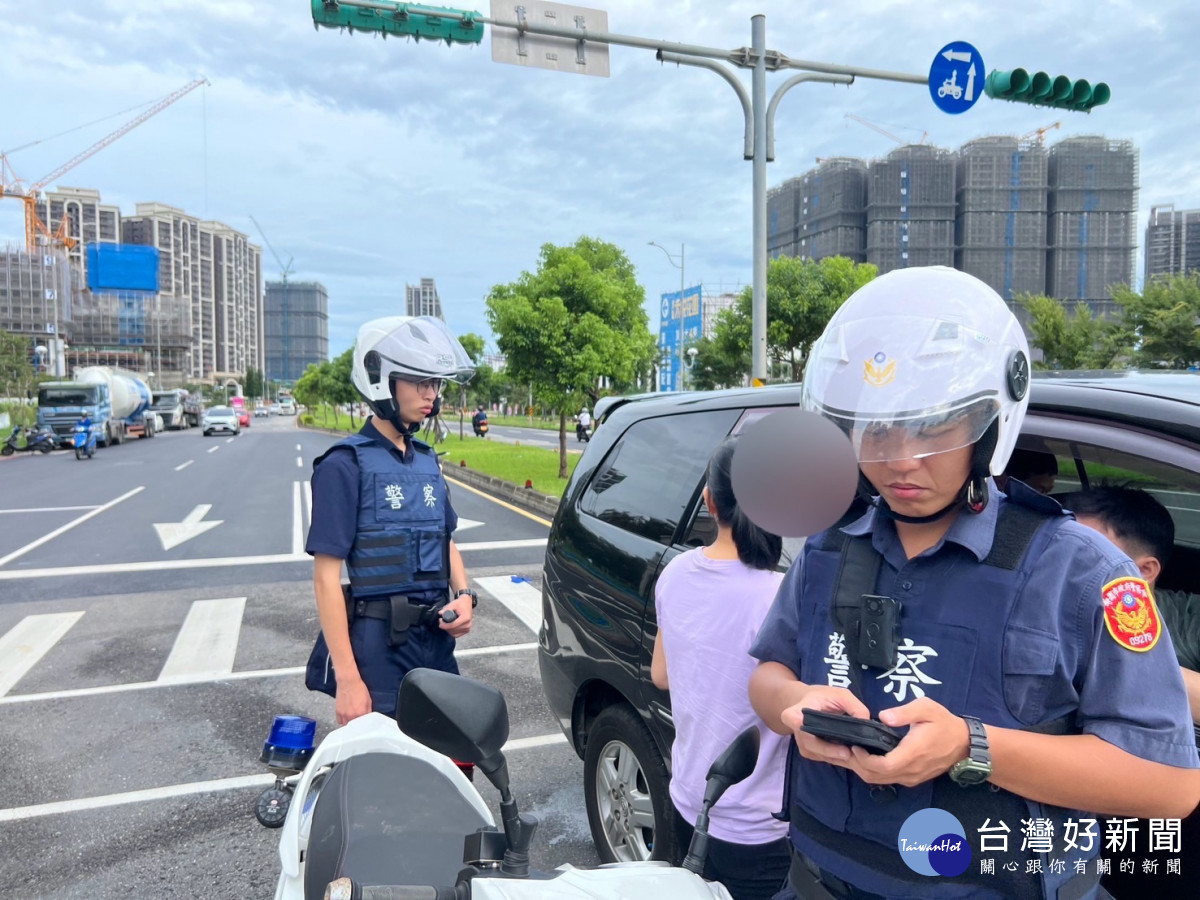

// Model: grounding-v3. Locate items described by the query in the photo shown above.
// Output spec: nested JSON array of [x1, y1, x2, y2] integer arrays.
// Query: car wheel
[[583, 704, 677, 864]]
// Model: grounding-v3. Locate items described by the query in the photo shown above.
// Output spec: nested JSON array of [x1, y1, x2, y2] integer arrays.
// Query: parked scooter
[[2, 424, 56, 456], [73, 421, 97, 460], [263, 668, 756, 900]]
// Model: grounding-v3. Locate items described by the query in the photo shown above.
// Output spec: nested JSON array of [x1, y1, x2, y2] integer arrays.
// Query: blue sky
[[1, 0, 1196, 357]]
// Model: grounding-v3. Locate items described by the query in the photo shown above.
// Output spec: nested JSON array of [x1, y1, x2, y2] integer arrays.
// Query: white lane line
[[0, 642, 537, 705], [174, 460, 194, 472], [207, 445, 220, 454], [296, 456, 302, 468], [458, 538, 547, 552], [0, 539, 541, 581], [158, 598, 246, 682], [225, 437, 234, 444], [0, 506, 101, 514], [292, 481, 304, 555], [296, 443, 302, 452], [475, 575, 542, 634], [0, 774, 277, 823], [0, 612, 85, 697], [303, 480, 312, 530], [0, 487, 145, 569], [0, 726, 565, 823]]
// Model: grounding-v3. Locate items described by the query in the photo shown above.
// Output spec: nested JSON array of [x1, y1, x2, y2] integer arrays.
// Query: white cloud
[[1, 0, 1196, 355]]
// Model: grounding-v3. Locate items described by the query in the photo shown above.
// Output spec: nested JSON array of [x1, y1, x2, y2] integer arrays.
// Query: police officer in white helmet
[[304, 317, 479, 762], [748, 267, 1200, 899]]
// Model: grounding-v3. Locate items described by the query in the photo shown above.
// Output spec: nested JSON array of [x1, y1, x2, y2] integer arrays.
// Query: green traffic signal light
[[311, 0, 484, 45], [984, 68, 1110, 112]]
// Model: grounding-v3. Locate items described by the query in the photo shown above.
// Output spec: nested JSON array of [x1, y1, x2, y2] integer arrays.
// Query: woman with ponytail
[[650, 437, 790, 900]]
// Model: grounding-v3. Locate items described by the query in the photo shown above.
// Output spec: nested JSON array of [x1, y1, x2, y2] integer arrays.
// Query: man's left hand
[[838, 697, 970, 787]]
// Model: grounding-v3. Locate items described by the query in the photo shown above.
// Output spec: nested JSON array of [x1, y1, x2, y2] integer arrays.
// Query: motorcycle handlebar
[[325, 879, 462, 900]]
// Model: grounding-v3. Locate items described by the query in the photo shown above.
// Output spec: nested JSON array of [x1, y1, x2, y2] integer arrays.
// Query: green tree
[[486, 236, 657, 477], [293, 362, 326, 420], [1112, 273, 1200, 368], [0, 330, 35, 399], [243, 366, 264, 400], [1019, 293, 1125, 370], [701, 256, 877, 385]]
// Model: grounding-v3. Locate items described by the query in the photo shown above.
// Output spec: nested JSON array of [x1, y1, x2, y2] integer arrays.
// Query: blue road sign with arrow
[[929, 41, 984, 114]]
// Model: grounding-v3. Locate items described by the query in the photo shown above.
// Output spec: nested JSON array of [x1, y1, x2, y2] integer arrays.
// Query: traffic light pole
[[321, 2, 929, 383]]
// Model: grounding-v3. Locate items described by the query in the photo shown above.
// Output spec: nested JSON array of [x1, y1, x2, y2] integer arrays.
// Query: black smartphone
[[800, 709, 905, 755]]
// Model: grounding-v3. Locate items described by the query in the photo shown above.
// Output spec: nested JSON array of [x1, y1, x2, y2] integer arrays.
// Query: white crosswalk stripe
[[0, 574, 541, 699], [158, 597, 247, 681], [0, 612, 84, 697], [475, 575, 542, 634]]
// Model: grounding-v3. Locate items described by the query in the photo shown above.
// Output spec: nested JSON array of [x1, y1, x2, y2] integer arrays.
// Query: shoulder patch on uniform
[[1100, 577, 1161, 652]]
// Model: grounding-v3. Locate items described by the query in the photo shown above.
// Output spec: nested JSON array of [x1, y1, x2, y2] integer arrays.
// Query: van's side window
[[579, 409, 739, 544]]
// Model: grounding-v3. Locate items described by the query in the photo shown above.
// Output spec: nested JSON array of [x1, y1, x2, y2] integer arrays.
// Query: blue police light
[[260, 715, 317, 771]]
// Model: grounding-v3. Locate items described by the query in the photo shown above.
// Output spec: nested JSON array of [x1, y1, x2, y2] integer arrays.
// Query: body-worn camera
[[859, 594, 901, 669]]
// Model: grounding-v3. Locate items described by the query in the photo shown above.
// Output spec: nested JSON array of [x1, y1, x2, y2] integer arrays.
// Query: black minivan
[[538, 373, 1200, 865]]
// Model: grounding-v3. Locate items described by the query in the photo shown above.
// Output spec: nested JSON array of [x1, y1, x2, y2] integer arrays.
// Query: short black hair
[[1057, 485, 1175, 565], [1006, 447, 1058, 479]]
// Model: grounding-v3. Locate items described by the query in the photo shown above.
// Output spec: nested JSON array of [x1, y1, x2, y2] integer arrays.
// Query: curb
[[298, 421, 562, 521], [441, 462, 562, 521]]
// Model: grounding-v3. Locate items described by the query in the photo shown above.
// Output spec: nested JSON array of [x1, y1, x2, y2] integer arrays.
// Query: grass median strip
[[301, 406, 579, 498]]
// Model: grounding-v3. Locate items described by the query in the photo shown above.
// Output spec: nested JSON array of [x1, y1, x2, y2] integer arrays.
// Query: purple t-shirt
[[655, 547, 788, 844]]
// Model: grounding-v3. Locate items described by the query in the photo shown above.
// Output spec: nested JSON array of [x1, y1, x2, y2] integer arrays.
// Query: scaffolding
[[867, 145, 957, 274], [265, 280, 329, 383], [1046, 137, 1138, 305], [1145, 204, 1200, 282], [768, 159, 868, 262], [955, 136, 1050, 300]]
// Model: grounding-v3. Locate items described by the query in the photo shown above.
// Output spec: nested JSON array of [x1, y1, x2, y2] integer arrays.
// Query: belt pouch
[[387, 596, 416, 647]]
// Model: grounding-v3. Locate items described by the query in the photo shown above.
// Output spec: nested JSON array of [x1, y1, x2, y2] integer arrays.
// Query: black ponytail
[[706, 437, 782, 571]]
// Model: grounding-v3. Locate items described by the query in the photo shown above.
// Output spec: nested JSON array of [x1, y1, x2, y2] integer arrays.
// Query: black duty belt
[[789, 851, 885, 900], [351, 596, 446, 647]]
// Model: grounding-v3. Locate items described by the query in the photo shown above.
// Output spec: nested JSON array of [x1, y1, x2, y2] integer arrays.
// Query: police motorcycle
[[73, 420, 97, 459], [2, 424, 56, 455], [262, 667, 759, 900]]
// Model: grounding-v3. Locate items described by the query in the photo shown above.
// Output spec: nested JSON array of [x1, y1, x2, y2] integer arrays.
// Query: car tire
[[583, 704, 677, 865]]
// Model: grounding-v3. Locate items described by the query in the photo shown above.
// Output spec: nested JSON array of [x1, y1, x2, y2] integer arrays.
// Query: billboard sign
[[87, 244, 160, 293], [658, 285, 702, 392]]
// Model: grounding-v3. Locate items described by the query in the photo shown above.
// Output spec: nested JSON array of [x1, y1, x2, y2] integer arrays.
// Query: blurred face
[[858, 417, 975, 518], [391, 377, 443, 425]]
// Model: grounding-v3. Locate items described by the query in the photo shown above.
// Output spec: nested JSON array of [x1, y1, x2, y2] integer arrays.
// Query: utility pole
[[315, 3, 929, 384]]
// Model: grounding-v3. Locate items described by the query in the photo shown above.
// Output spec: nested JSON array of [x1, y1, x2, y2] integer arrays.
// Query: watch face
[[950, 759, 991, 786]]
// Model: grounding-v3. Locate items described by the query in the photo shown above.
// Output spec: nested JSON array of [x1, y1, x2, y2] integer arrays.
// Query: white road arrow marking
[[456, 517, 484, 532], [154, 504, 224, 551], [943, 49, 972, 63], [966, 63, 977, 101]]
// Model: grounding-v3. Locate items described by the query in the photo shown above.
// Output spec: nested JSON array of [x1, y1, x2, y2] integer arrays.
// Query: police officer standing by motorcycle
[[748, 267, 1200, 899], [305, 316, 479, 729]]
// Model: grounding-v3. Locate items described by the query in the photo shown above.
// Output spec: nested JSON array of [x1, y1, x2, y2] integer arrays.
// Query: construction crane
[[250, 215, 296, 389], [1020, 121, 1062, 145], [844, 113, 929, 147], [0, 77, 209, 252]]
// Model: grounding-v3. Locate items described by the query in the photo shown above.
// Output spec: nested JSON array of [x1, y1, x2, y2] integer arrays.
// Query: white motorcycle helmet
[[351, 316, 475, 428], [802, 266, 1030, 516]]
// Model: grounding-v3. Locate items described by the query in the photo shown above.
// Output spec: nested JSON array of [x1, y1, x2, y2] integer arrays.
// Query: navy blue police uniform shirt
[[305, 418, 458, 602], [752, 481, 1200, 768]]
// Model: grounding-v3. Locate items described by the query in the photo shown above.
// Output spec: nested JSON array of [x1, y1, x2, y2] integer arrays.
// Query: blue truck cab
[[38, 382, 115, 447]]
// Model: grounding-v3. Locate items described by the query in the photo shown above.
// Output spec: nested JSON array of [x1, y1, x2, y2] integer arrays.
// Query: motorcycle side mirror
[[397, 668, 510, 765], [702, 725, 760, 808]]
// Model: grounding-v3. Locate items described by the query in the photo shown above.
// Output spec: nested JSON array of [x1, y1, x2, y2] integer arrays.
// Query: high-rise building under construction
[[767, 134, 1139, 314], [1144, 204, 1200, 282], [265, 280, 329, 383]]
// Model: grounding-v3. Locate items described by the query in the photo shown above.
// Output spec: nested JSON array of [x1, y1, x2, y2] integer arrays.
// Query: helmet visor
[[819, 396, 998, 463]]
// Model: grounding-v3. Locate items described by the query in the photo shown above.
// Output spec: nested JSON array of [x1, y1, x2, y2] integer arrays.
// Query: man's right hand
[[781, 685, 870, 764], [335, 677, 373, 726]]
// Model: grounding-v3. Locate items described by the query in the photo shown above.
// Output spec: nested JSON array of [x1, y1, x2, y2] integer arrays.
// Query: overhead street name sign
[[929, 41, 984, 114], [490, 0, 610, 77]]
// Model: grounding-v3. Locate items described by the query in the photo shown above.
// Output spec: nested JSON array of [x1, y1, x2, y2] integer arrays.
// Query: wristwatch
[[455, 588, 479, 608], [949, 715, 992, 786]]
